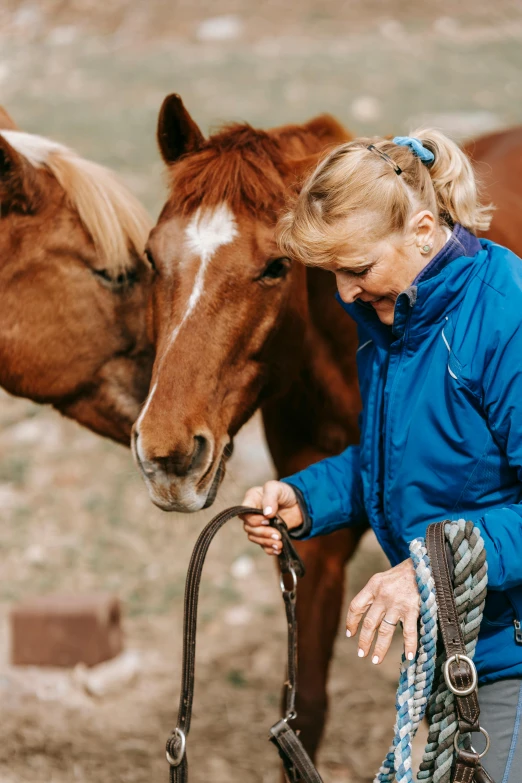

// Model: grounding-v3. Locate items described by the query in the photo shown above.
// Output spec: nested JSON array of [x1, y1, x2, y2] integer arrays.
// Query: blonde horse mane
[[1, 130, 152, 271]]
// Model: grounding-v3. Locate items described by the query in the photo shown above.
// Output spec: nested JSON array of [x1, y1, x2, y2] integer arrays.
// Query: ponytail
[[412, 127, 493, 233]]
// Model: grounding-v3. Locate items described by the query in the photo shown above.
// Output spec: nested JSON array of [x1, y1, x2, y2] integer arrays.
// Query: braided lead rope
[[374, 540, 438, 783], [374, 521, 487, 783], [419, 521, 487, 783]]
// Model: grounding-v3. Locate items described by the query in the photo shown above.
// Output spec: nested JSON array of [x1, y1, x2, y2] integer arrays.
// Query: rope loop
[[374, 520, 487, 783]]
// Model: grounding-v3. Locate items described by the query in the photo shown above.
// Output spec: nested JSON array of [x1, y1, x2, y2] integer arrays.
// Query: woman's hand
[[345, 559, 420, 664], [241, 481, 304, 555]]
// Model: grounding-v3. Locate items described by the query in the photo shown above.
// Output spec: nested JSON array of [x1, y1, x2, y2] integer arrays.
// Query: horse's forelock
[[167, 123, 309, 220], [1, 130, 152, 272]]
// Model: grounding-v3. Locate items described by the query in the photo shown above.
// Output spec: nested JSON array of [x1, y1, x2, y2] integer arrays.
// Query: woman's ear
[[410, 210, 436, 251]]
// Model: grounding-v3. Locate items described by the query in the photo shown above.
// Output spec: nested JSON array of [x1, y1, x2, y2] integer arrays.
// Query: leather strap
[[426, 523, 480, 732], [165, 506, 322, 783], [269, 719, 323, 783], [426, 522, 496, 783]]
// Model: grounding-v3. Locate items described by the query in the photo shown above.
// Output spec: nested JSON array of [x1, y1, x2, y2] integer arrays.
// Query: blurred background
[[1, 1, 522, 781]]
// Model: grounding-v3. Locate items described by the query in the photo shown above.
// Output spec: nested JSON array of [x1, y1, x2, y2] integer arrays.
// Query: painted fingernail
[[372, 656, 379, 665], [264, 506, 273, 516], [358, 648, 365, 658], [345, 630, 351, 638], [260, 519, 269, 525], [271, 533, 280, 540], [272, 544, 279, 551], [407, 652, 414, 661]]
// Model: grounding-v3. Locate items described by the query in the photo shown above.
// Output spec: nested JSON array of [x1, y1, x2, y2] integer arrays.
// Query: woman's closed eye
[[336, 266, 372, 278], [351, 267, 371, 278]]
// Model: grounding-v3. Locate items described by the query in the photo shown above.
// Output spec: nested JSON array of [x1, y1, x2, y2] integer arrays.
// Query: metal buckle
[[279, 565, 297, 596], [443, 653, 478, 696], [453, 726, 490, 759], [166, 728, 186, 767]]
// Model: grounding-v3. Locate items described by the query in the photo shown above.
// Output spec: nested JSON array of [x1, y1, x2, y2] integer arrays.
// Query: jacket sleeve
[[281, 444, 367, 539], [474, 322, 522, 590]]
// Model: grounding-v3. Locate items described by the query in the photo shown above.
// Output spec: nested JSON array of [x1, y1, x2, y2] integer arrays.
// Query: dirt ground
[[2, 1, 522, 781]]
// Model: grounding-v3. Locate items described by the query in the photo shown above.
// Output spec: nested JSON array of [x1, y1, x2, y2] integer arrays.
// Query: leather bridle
[[164, 506, 323, 783]]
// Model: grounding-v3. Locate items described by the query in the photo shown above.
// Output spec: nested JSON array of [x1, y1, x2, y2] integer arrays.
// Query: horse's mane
[[1, 130, 152, 271], [169, 122, 328, 218]]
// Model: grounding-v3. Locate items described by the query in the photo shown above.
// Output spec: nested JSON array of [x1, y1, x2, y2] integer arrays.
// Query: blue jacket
[[284, 229, 522, 683]]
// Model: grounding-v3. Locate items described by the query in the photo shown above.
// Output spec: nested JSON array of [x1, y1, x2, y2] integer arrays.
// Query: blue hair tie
[[393, 136, 435, 165]]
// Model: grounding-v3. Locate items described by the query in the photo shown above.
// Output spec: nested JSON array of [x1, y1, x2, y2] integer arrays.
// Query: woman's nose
[[336, 276, 363, 304]]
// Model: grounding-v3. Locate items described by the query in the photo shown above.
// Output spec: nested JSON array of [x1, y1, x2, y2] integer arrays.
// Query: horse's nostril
[[189, 434, 210, 472], [136, 432, 213, 479]]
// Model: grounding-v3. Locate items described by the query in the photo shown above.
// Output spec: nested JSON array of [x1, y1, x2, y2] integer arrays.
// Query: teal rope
[[374, 521, 487, 783], [374, 540, 438, 783]]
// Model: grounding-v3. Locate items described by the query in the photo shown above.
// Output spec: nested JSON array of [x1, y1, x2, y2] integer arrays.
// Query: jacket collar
[[336, 225, 487, 344]]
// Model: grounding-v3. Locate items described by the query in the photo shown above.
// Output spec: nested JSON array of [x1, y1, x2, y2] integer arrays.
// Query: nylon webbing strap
[[165, 506, 322, 783], [426, 522, 493, 783]]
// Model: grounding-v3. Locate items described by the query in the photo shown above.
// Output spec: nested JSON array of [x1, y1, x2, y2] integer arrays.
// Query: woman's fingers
[[355, 603, 386, 658], [346, 560, 420, 664], [244, 524, 282, 554], [240, 486, 269, 528], [345, 581, 375, 637], [402, 612, 418, 661], [371, 613, 400, 664]]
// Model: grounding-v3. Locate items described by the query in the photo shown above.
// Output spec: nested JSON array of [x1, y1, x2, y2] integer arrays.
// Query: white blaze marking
[[168, 203, 238, 347], [135, 381, 158, 434], [135, 204, 238, 437]]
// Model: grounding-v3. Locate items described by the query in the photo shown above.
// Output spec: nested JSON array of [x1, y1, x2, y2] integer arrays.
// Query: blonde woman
[[242, 131, 522, 780]]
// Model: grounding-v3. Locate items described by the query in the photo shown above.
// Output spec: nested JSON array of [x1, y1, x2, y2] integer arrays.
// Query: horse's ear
[[303, 114, 352, 145], [157, 93, 205, 164], [0, 106, 18, 131], [0, 134, 41, 214], [281, 153, 322, 189]]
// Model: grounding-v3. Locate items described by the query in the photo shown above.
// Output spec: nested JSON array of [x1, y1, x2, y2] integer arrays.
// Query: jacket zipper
[[514, 619, 522, 645], [383, 330, 408, 525], [506, 594, 522, 645]]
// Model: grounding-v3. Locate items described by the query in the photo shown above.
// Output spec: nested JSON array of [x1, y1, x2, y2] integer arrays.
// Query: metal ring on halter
[[279, 565, 297, 595], [443, 653, 478, 696], [284, 710, 297, 722], [166, 728, 186, 767], [453, 726, 490, 760]]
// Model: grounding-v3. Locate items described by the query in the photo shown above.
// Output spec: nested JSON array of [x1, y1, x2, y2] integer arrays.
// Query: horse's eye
[[92, 268, 138, 290], [92, 268, 112, 282], [145, 249, 157, 272], [261, 257, 291, 281]]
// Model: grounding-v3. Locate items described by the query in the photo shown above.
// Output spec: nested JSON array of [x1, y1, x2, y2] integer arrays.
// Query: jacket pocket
[[483, 591, 515, 628]]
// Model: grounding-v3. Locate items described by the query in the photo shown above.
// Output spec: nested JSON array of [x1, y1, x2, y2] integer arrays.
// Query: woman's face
[[328, 212, 440, 325]]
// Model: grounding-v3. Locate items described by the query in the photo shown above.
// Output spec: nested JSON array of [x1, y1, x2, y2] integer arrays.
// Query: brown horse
[[0, 106, 154, 445], [463, 126, 522, 253], [133, 95, 363, 757]]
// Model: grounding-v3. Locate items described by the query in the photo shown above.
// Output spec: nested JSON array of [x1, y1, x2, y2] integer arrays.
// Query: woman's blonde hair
[[277, 128, 493, 269]]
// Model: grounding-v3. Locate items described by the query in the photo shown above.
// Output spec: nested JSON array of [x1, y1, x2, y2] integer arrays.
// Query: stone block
[[10, 593, 123, 667]]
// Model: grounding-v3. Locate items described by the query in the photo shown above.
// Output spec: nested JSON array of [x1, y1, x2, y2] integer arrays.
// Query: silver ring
[[454, 726, 490, 759], [443, 654, 478, 696], [381, 617, 398, 627], [166, 728, 186, 767], [279, 566, 297, 595]]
